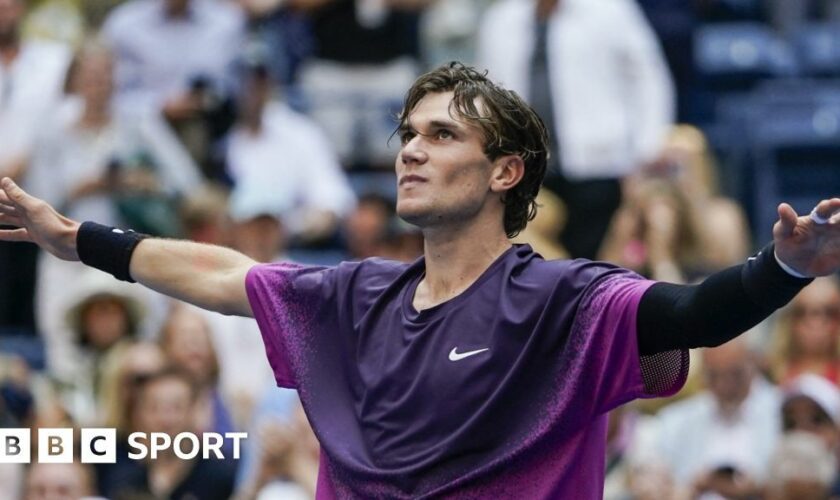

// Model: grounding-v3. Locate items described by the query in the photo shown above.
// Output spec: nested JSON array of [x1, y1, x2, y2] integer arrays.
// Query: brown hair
[[396, 62, 549, 238]]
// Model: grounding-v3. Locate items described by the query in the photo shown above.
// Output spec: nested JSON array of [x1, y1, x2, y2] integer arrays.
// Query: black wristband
[[76, 221, 149, 283], [741, 242, 813, 309]]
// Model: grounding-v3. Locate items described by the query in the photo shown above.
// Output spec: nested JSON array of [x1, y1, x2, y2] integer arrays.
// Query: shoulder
[[197, 0, 246, 32], [516, 250, 633, 290], [103, 0, 154, 31], [248, 258, 409, 293], [334, 257, 412, 290], [264, 102, 330, 145], [22, 38, 71, 59]]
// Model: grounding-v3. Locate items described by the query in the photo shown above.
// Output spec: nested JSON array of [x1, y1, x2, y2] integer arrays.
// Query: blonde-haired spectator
[[770, 277, 840, 385]]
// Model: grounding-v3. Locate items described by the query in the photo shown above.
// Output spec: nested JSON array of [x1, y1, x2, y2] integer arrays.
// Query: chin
[[396, 201, 433, 229]]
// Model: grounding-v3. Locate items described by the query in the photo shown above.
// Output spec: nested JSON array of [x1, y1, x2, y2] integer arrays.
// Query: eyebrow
[[400, 118, 466, 134]]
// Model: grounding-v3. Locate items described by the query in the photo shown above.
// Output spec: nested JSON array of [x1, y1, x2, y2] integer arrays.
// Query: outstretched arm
[[638, 199, 840, 354], [0, 178, 257, 317]]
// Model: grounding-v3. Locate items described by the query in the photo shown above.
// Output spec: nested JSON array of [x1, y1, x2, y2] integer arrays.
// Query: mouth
[[399, 175, 428, 187]]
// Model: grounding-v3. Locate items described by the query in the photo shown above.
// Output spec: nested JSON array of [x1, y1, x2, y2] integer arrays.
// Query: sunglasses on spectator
[[791, 306, 840, 321]]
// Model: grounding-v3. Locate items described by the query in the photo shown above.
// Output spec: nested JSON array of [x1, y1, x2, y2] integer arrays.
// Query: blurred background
[[1, 0, 839, 498]]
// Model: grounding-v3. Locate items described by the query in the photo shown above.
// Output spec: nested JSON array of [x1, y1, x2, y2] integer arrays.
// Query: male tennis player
[[1, 63, 839, 498]]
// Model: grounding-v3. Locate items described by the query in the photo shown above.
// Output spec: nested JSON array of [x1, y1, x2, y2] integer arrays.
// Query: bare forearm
[[130, 238, 257, 316]]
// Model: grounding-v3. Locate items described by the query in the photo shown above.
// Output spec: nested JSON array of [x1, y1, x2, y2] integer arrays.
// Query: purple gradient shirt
[[246, 245, 687, 499]]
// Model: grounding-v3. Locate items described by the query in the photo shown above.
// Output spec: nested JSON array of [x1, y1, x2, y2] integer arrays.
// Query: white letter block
[[81, 428, 116, 463], [0, 429, 30, 463], [38, 428, 73, 463]]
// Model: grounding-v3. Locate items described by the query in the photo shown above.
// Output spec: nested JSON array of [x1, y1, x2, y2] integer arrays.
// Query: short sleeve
[[572, 272, 689, 414], [245, 262, 333, 389]]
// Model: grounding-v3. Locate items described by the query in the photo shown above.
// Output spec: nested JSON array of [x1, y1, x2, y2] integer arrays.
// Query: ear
[[489, 155, 525, 194]]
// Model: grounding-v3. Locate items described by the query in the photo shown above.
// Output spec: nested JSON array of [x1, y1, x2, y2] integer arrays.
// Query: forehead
[[406, 91, 485, 131]]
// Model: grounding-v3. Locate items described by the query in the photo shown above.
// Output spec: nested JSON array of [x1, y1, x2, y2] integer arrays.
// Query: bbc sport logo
[[0, 428, 247, 463]]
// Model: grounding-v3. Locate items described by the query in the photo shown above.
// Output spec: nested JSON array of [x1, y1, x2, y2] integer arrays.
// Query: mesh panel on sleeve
[[639, 349, 689, 396]]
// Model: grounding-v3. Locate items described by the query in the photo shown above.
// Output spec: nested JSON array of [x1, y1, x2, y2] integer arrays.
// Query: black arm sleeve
[[637, 243, 813, 355]]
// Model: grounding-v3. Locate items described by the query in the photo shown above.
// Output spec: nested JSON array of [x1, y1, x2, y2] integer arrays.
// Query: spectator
[[511, 189, 568, 261], [0, 0, 71, 336], [477, 0, 674, 260], [240, 403, 319, 499], [766, 431, 837, 500], [24, 462, 97, 500], [238, 0, 313, 87], [292, 0, 433, 170], [228, 184, 290, 264], [179, 182, 232, 246], [653, 338, 781, 496], [159, 305, 236, 438], [58, 269, 148, 425], [99, 367, 237, 499], [99, 341, 167, 435], [102, 0, 245, 173], [225, 61, 355, 245], [30, 40, 198, 381], [648, 125, 751, 273], [27, 40, 202, 228], [343, 193, 396, 260], [770, 277, 840, 385], [781, 374, 840, 450], [599, 177, 703, 283]]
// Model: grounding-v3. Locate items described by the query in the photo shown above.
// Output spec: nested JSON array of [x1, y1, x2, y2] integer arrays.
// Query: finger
[[0, 178, 37, 211], [777, 203, 799, 238], [0, 202, 18, 215], [0, 213, 23, 227], [0, 228, 30, 242], [0, 189, 12, 206], [811, 198, 840, 224]]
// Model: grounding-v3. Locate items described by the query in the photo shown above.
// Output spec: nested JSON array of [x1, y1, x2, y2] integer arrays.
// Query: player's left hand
[[774, 198, 840, 277]]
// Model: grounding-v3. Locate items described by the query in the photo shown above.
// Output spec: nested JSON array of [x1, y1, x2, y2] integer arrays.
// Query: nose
[[399, 136, 429, 167]]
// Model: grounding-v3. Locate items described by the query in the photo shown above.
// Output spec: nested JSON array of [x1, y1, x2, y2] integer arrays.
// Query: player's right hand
[[0, 177, 81, 261]]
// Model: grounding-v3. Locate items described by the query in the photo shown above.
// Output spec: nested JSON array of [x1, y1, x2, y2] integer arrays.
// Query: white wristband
[[774, 251, 809, 279]]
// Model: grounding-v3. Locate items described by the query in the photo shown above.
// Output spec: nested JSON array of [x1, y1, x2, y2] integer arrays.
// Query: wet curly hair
[[396, 62, 549, 238]]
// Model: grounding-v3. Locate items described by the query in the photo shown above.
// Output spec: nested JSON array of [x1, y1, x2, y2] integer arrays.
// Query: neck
[[536, 0, 560, 20], [165, 3, 190, 19], [416, 218, 511, 309], [80, 101, 111, 127], [0, 38, 19, 65]]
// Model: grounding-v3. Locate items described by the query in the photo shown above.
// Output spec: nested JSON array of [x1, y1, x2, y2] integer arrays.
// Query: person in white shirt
[[101, 0, 245, 121], [28, 41, 199, 381], [225, 63, 356, 244], [653, 337, 781, 498], [0, 0, 72, 335], [477, 0, 674, 259]]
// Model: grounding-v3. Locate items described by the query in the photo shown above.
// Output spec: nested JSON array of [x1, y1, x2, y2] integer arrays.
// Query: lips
[[399, 175, 428, 186]]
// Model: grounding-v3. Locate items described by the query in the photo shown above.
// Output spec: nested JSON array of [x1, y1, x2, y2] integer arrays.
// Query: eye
[[435, 129, 454, 140], [399, 130, 416, 145]]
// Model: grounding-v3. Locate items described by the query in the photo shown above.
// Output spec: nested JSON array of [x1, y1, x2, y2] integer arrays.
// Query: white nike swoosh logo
[[448, 347, 490, 362]]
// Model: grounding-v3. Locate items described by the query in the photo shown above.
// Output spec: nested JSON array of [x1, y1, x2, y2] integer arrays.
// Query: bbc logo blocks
[[0, 428, 117, 464], [0, 429, 245, 463]]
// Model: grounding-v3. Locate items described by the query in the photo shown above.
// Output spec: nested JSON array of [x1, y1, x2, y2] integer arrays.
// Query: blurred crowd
[[0, 0, 838, 499]]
